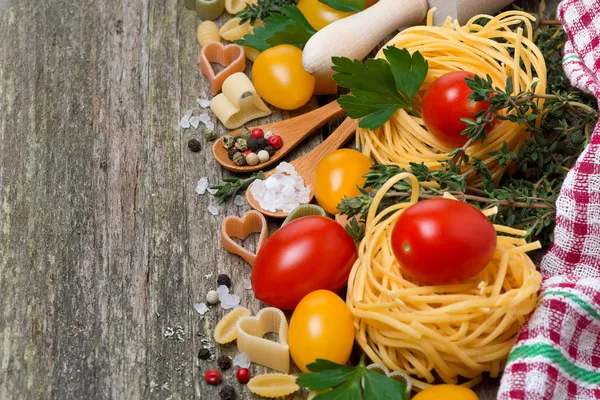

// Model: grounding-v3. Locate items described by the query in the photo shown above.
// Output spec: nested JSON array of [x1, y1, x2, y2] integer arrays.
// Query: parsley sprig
[[297, 355, 407, 400], [235, 5, 316, 51], [332, 47, 428, 130], [236, 0, 298, 25]]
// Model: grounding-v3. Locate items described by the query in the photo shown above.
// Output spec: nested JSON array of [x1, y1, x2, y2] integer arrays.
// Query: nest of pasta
[[346, 173, 543, 390], [357, 11, 547, 183]]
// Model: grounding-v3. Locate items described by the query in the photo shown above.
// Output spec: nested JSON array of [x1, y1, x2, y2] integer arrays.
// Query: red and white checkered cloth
[[497, 0, 600, 398]]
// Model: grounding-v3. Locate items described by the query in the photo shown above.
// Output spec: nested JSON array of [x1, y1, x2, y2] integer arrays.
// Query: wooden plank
[[0, 0, 560, 399]]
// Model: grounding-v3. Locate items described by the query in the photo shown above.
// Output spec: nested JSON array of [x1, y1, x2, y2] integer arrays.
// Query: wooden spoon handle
[[302, 0, 428, 77], [283, 100, 346, 136], [293, 117, 358, 170]]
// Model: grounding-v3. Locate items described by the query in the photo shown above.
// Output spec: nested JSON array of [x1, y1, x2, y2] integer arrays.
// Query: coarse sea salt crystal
[[221, 293, 240, 309], [233, 353, 251, 369], [234, 195, 245, 206], [243, 278, 252, 290], [196, 177, 209, 195], [189, 115, 201, 129], [207, 188, 218, 195], [198, 113, 211, 124], [180, 110, 193, 128], [251, 162, 309, 212], [205, 121, 215, 131], [194, 303, 209, 315], [197, 98, 211, 108], [217, 285, 229, 300], [208, 205, 219, 216]]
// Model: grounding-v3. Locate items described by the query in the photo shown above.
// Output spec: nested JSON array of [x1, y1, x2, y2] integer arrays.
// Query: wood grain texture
[[0, 0, 559, 399]]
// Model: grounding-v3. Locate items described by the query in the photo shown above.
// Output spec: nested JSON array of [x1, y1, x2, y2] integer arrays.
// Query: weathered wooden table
[[0, 0, 558, 398]]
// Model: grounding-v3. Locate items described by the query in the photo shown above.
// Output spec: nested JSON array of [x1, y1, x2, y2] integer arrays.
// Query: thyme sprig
[[210, 171, 264, 203]]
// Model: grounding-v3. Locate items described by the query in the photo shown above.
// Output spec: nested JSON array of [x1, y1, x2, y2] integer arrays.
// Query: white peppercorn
[[246, 152, 259, 166], [206, 290, 219, 304], [264, 130, 274, 139], [257, 150, 269, 163]]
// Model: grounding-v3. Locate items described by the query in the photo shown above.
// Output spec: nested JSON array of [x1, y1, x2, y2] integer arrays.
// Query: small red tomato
[[251, 127, 264, 139], [242, 150, 252, 157], [252, 216, 357, 309], [236, 368, 251, 383], [421, 71, 492, 148], [267, 135, 283, 150], [204, 369, 221, 385], [391, 199, 497, 285]]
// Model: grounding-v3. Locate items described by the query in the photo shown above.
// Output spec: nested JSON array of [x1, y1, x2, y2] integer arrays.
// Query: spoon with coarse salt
[[212, 100, 345, 173], [246, 117, 357, 218]]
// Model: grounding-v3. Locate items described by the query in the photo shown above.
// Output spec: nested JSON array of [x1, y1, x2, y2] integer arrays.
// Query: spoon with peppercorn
[[246, 117, 357, 218], [212, 100, 345, 173]]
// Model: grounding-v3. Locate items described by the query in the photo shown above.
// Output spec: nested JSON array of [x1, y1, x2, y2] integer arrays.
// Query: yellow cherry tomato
[[413, 385, 479, 400], [252, 45, 315, 110], [289, 290, 354, 372], [297, 0, 353, 30], [315, 149, 372, 214]]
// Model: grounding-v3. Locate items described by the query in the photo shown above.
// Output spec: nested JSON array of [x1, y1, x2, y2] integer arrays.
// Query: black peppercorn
[[188, 138, 202, 152], [247, 137, 258, 152], [217, 274, 231, 288], [198, 348, 211, 360], [217, 355, 232, 370], [228, 148, 239, 160], [257, 137, 268, 149], [219, 385, 236, 400], [264, 145, 276, 157]]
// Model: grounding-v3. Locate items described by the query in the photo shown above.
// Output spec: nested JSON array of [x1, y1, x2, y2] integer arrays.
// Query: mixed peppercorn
[[223, 127, 283, 166]]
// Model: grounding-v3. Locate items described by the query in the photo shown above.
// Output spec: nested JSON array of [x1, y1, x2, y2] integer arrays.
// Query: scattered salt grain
[[216, 285, 240, 309], [243, 278, 252, 290], [233, 353, 251, 369], [250, 162, 309, 213], [189, 115, 201, 129], [234, 195, 245, 206], [180, 110, 193, 129], [207, 188, 218, 195], [194, 303, 209, 315], [197, 98, 211, 108], [196, 177, 209, 195], [208, 205, 219, 216], [205, 121, 215, 131], [198, 113, 211, 125]]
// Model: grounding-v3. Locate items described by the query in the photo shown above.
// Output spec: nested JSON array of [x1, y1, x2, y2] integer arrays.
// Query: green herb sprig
[[210, 171, 264, 203], [235, 5, 316, 51], [236, 0, 298, 25], [296, 355, 407, 400], [319, 0, 365, 12], [333, 47, 428, 129]]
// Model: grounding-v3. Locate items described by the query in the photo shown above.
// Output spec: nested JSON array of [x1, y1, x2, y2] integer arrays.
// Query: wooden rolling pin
[[302, 0, 515, 77]]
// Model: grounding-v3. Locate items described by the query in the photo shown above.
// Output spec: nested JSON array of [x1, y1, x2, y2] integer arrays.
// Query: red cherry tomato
[[252, 216, 357, 309], [421, 71, 492, 148], [391, 199, 497, 285]]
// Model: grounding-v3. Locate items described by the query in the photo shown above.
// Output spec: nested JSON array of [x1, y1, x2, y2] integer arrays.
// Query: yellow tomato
[[315, 149, 372, 214], [289, 290, 354, 372], [252, 45, 315, 110], [297, 0, 353, 30], [413, 385, 479, 400]]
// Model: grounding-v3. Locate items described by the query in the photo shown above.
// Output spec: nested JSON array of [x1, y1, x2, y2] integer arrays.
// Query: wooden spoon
[[246, 117, 357, 218], [212, 100, 345, 173]]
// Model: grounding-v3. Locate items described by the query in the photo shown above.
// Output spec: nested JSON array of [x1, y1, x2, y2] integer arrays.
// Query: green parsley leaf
[[297, 356, 407, 400], [318, 0, 365, 12], [235, 5, 316, 51], [332, 47, 428, 130]]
